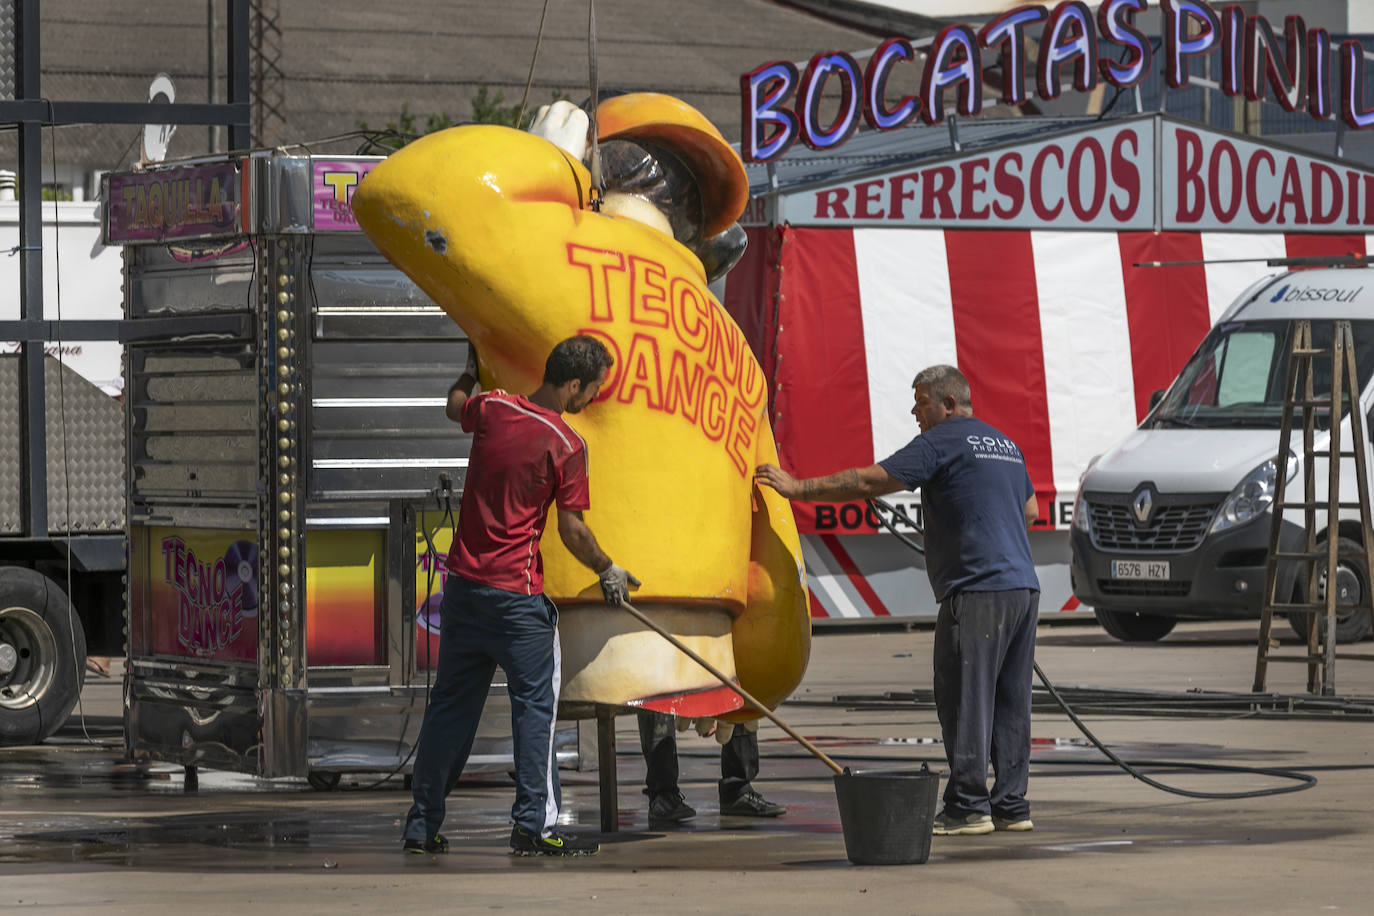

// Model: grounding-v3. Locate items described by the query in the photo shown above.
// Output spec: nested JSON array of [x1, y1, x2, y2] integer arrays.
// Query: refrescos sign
[[777, 115, 1374, 232], [741, 0, 1374, 162], [792, 121, 1152, 229]]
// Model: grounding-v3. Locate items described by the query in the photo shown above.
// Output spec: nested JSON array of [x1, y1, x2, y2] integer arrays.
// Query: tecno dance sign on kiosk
[[741, 0, 1374, 160], [774, 115, 1374, 232]]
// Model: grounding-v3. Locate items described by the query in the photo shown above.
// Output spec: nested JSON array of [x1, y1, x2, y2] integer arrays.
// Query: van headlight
[[1210, 452, 1298, 534], [1072, 455, 1101, 532]]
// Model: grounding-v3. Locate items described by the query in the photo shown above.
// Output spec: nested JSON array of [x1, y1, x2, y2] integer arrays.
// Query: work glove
[[528, 100, 589, 160], [597, 561, 640, 606]]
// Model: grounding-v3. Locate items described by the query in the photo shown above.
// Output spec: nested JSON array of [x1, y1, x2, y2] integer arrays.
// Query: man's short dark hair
[[544, 335, 614, 387], [912, 364, 972, 409]]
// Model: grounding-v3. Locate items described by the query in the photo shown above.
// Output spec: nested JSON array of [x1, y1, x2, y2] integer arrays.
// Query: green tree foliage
[[470, 85, 523, 128], [358, 85, 568, 153]]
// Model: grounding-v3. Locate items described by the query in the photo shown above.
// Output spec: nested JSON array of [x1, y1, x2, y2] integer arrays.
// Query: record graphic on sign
[[418, 591, 443, 635], [224, 540, 260, 619]]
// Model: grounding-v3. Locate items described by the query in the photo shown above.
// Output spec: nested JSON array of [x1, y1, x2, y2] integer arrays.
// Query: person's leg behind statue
[[718, 721, 784, 817], [638, 710, 695, 823]]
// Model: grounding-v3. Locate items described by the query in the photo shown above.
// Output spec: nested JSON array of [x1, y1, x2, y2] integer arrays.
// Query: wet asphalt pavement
[[4, 620, 1374, 914]]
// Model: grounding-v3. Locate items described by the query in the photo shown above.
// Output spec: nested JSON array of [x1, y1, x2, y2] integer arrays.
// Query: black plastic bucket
[[833, 764, 939, 865]]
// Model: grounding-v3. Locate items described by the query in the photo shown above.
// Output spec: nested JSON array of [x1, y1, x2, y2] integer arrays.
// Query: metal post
[[15, 0, 46, 539], [1324, 323, 1345, 695], [207, 0, 219, 153], [596, 704, 617, 833], [227, 0, 251, 151]]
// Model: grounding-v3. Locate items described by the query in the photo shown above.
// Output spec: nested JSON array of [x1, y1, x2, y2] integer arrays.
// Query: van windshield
[[1150, 320, 1374, 430]]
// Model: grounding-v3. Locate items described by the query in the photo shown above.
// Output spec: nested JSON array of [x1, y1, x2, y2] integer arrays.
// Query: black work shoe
[[402, 833, 449, 854], [509, 825, 599, 857], [648, 791, 697, 823], [719, 790, 786, 817]]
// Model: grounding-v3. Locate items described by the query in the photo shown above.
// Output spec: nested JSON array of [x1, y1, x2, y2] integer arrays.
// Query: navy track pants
[[402, 573, 562, 842]]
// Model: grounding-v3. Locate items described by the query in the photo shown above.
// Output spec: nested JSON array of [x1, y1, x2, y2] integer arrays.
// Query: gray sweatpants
[[932, 588, 1039, 820]]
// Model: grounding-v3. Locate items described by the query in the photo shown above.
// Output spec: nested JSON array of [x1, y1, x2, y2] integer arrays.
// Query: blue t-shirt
[[878, 416, 1039, 601]]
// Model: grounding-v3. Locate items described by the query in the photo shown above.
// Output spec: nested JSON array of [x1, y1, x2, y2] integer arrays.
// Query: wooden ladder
[[1254, 320, 1374, 696]]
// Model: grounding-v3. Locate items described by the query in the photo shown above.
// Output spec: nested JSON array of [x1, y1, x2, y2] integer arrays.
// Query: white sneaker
[[932, 810, 994, 835], [993, 816, 1034, 832]]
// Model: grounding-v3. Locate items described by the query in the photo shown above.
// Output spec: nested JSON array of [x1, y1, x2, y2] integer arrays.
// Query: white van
[[1070, 266, 1374, 643]]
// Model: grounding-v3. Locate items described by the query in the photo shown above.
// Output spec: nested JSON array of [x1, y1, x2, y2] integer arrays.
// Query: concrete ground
[[3, 618, 1374, 914]]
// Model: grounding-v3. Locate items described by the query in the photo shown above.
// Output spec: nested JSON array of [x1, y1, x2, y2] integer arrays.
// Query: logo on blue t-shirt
[[966, 433, 1023, 464]]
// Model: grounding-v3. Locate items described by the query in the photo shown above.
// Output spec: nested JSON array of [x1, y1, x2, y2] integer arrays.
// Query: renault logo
[[1131, 488, 1153, 524]]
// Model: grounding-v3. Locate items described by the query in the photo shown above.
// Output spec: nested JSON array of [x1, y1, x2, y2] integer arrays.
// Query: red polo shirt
[[447, 391, 590, 594]]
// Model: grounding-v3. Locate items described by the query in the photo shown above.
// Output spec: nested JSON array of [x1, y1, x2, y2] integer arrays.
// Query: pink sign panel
[[105, 162, 243, 244], [313, 159, 380, 231], [149, 528, 259, 662]]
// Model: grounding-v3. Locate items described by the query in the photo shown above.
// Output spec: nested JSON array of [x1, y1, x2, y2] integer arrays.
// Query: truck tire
[[0, 567, 87, 746], [1094, 607, 1177, 642], [1287, 537, 1374, 644]]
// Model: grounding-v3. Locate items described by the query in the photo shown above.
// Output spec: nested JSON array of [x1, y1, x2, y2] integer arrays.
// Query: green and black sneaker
[[509, 825, 599, 857], [402, 833, 449, 854]]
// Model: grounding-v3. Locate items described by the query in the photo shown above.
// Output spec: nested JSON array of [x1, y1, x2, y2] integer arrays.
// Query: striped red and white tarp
[[723, 226, 1369, 619], [756, 227, 1369, 531]]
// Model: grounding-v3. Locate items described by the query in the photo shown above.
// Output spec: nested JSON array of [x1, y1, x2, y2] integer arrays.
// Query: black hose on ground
[[864, 497, 1318, 798]]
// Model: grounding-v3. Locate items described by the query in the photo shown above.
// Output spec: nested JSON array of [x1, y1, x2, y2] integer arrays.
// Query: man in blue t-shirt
[[755, 364, 1040, 837]]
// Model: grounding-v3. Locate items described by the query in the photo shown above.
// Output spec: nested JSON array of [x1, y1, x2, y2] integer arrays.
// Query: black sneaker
[[719, 790, 786, 817], [648, 790, 697, 823], [508, 825, 599, 857], [402, 833, 449, 854]]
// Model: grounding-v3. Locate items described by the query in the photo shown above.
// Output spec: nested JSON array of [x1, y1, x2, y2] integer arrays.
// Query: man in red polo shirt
[[402, 335, 635, 857]]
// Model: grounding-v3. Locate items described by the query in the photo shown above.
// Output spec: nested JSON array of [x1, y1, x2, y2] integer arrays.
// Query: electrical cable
[[351, 479, 453, 791], [647, 746, 1332, 788], [515, 0, 552, 131], [863, 496, 1317, 798], [41, 99, 101, 748]]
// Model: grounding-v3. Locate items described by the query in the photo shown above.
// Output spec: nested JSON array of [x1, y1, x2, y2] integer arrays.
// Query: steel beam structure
[[3, 0, 252, 540]]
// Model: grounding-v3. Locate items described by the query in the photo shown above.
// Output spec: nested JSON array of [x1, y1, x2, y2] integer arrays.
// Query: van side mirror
[[1149, 390, 1165, 411]]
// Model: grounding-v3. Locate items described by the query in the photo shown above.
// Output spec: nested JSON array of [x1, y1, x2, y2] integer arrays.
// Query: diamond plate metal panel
[[44, 357, 125, 531], [0, 356, 19, 532], [0, 354, 125, 534], [0, 1, 14, 102]]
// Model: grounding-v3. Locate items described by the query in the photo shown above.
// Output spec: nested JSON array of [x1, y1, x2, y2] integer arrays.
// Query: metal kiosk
[[109, 153, 577, 785]]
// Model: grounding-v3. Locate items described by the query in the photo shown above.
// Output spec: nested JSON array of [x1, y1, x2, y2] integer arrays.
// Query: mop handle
[[616, 599, 844, 775]]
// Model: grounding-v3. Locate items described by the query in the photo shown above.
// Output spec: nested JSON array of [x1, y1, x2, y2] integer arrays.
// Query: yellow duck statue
[[352, 92, 809, 721]]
